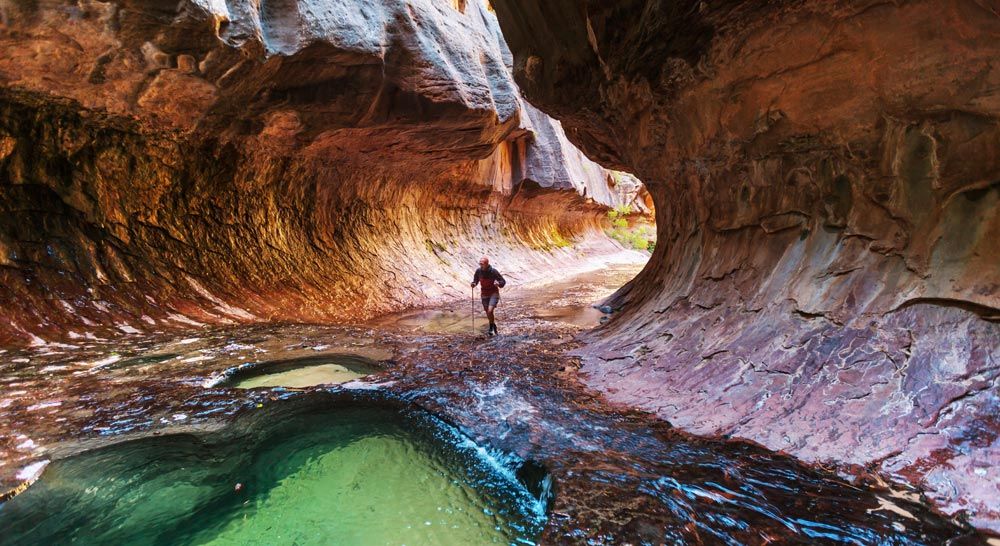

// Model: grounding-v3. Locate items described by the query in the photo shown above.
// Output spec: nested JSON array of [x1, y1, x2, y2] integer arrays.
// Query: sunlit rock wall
[[0, 0, 646, 344], [491, 0, 1000, 532]]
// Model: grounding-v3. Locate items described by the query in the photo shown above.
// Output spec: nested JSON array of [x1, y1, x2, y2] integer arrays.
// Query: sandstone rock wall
[[0, 89, 614, 343], [0, 0, 645, 344], [491, 0, 1000, 532]]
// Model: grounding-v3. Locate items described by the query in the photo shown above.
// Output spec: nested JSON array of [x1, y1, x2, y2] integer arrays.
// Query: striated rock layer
[[0, 0, 647, 344], [491, 0, 1000, 532]]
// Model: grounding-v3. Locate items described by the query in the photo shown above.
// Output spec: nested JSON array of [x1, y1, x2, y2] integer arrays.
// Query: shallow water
[[528, 304, 606, 328], [0, 260, 989, 543], [234, 362, 368, 388], [0, 398, 546, 545], [373, 264, 639, 334], [374, 308, 477, 334], [225, 355, 381, 389]]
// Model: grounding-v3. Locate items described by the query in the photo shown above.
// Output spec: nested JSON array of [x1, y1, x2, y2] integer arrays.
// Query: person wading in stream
[[471, 256, 506, 336]]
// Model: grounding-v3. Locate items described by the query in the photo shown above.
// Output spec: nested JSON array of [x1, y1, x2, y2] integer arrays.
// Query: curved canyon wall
[[490, 0, 1000, 531], [0, 0, 647, 344]]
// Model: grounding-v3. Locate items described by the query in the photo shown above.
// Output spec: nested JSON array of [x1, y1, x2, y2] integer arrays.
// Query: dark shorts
[[481, 294, 499, 309]]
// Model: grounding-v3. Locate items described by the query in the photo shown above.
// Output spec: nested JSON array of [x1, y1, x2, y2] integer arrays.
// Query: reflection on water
[[0, 397, 547, 545], [374, 263, 642, 333], [375, 309, 478, 334]]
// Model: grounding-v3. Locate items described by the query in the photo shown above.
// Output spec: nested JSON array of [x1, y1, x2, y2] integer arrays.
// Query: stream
[[0, 260, 988, 544]]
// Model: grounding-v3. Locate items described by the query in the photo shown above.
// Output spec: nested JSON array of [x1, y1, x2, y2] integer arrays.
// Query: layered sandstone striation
[[0, 0, 647, 344], [491, 0, 1000, 531]]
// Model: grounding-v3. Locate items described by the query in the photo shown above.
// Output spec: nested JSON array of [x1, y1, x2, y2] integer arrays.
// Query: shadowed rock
[[490, 0, 1000, 532]]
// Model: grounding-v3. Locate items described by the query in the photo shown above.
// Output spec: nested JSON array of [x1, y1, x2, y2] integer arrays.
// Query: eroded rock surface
[[491, 0, 1000, 532], [0, 263, 983, 543], [0, 0, 647, 344]]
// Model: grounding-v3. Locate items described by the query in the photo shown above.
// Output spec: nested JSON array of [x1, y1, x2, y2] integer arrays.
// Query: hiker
[[471, 256, 506, 336]]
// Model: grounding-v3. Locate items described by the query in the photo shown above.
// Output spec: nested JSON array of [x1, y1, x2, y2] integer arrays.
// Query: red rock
[[491, 0, 1000, 533], [0, 1, 649, 344]]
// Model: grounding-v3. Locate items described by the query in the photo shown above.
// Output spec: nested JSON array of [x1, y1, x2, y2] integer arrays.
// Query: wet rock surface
[[490, 0, 1000, 531], [0, 263, 989, 543], [0, 0, 996, 536]]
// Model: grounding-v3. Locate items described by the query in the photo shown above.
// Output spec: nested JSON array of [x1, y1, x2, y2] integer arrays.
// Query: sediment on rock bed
[[489, 0, 1000, 532]]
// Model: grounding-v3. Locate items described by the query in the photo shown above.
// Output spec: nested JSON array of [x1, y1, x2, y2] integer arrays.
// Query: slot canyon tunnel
[[0, 0, 997, 544]]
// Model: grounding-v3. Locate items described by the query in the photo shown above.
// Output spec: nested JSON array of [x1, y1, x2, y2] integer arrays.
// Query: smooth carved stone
[[0, 0, 652, 346], [491, 0, 1000, 533]]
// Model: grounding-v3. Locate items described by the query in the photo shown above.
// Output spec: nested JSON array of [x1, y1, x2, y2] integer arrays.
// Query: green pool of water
[[0, 399, 546, 545], [226, 355, 381, 389]]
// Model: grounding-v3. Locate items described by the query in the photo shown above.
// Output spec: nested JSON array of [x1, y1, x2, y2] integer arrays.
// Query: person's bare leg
[[486, 305, 497, 334]]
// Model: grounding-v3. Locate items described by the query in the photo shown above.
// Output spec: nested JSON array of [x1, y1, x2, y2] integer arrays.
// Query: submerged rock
[[0, 395, 546, 544], [219, 354, 382, 389]]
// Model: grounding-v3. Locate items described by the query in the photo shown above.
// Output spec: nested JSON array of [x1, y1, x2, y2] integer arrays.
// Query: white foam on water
[[16, 460, 48, 482], [427, 415, 549, 522], [342, 379, 397, 390]]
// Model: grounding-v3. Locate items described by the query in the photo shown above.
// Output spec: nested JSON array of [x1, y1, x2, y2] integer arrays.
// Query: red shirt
[[472, 266, 506, 297]]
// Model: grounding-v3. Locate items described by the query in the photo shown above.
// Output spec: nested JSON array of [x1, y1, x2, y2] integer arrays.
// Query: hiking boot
[[489, 323, 498, 336]]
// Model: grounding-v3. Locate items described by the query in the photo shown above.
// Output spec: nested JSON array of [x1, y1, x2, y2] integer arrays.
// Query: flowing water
[[370, 264, 638, 335], [0, 259, 990, 544], [0, 396, 546, 545]]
